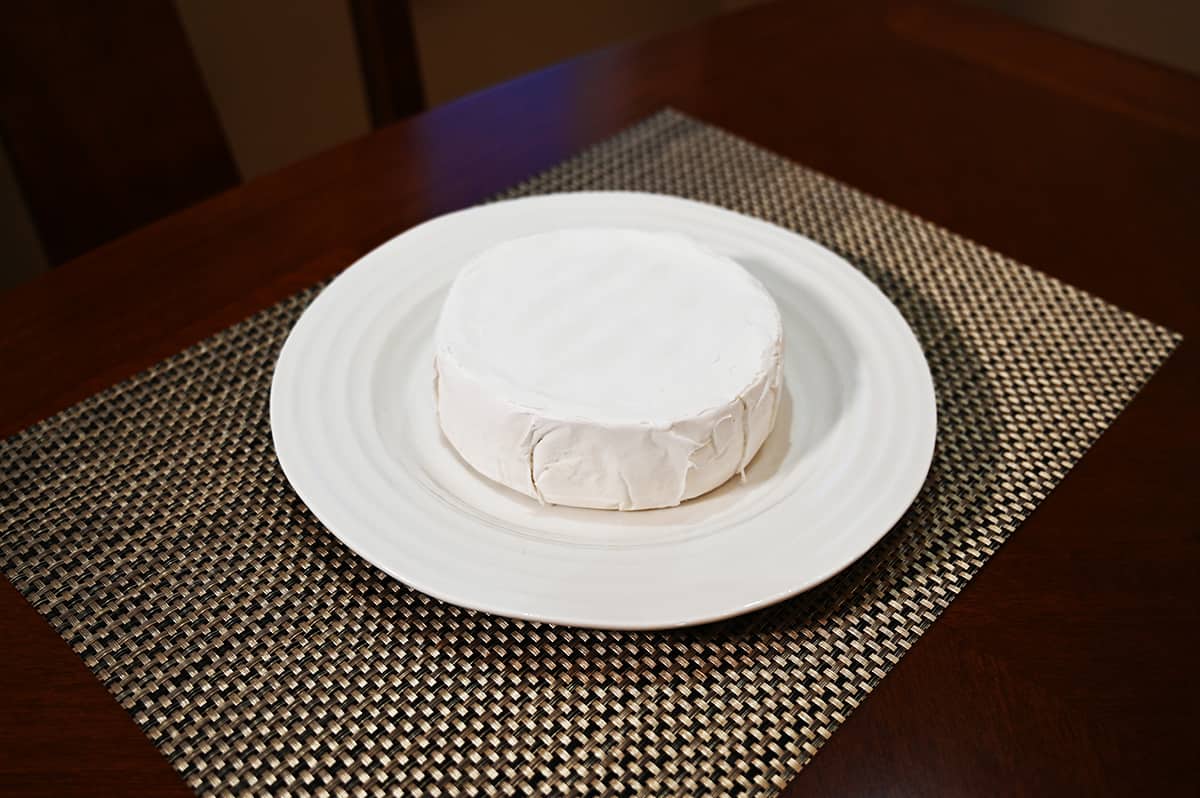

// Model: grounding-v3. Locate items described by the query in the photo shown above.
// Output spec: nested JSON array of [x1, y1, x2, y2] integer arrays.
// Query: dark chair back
[[0, 1, 239, 265], [1, 1, 424, 267]]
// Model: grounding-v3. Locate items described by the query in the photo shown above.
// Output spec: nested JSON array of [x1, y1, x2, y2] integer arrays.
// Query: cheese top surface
[[434, 228, 784, 510], [436, 228, 781, 423]]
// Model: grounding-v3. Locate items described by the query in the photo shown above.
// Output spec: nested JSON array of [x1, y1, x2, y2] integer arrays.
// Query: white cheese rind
[[434, 228, 784, 511]]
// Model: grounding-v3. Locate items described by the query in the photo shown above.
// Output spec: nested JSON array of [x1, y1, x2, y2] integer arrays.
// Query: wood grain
[[2, 1, 1197, 794]]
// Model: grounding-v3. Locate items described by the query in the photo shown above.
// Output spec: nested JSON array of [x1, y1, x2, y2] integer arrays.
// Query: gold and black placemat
[[0, 110, 1180, 796]]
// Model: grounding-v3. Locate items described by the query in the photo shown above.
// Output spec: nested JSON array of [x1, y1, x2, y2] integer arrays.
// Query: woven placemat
[[0, 109, 1179, 796]]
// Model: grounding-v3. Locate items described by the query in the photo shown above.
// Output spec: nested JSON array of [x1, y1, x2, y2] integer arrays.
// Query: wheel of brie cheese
[[433, 228, 784, 511]]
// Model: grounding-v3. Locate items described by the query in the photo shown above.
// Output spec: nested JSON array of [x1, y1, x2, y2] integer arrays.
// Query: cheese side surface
[[433, 228, 784, 511]]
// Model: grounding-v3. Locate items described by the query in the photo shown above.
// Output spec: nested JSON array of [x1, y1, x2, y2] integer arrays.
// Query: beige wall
[[174, 0, 372, 180]]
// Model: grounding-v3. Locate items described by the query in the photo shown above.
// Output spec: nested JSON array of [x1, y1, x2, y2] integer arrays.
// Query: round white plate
[[271, 192, 936, 630]]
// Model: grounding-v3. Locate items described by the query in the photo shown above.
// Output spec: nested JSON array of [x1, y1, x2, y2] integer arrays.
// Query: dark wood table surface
[[2, 1, 1197, 795]]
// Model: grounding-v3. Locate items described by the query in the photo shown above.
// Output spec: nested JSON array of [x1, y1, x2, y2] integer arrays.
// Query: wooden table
[[2, 1, 1197, 794]]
